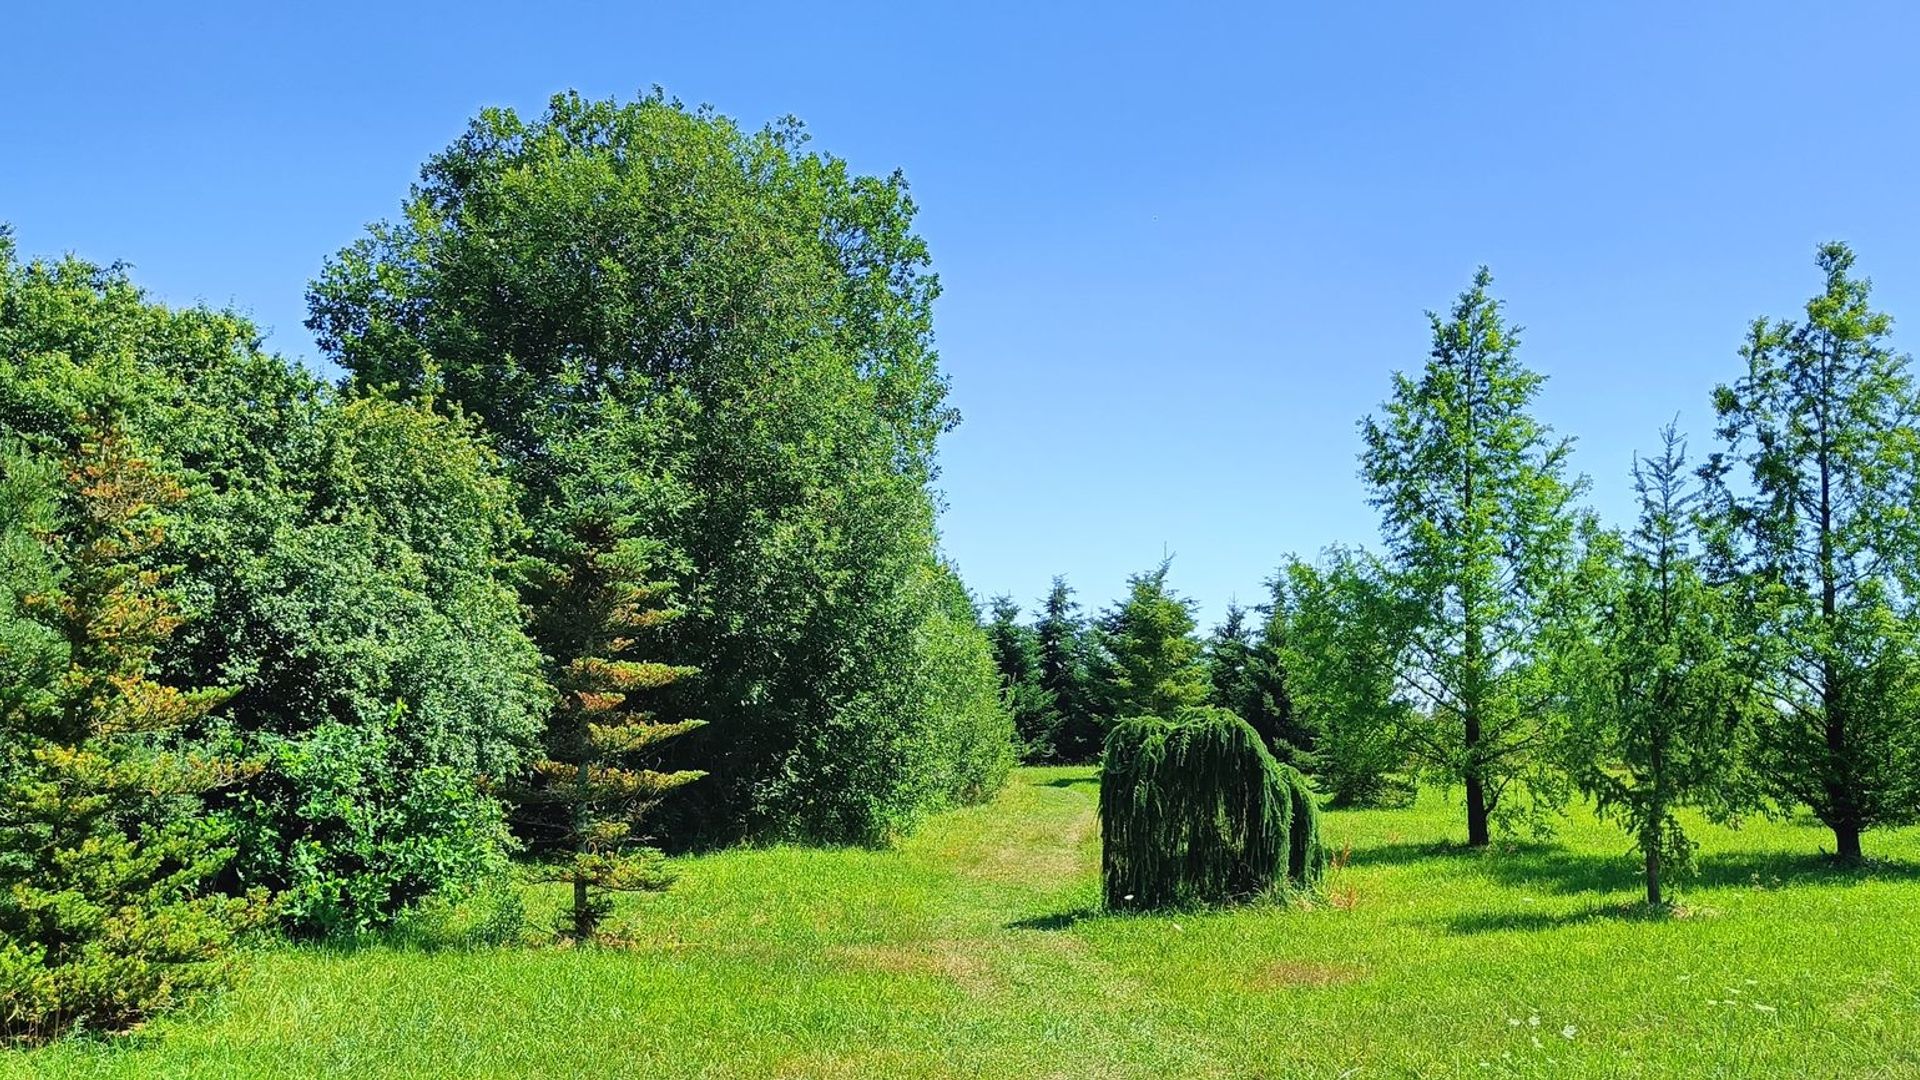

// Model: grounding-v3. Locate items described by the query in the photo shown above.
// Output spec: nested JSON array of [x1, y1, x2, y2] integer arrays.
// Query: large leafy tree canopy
[[307, 91, 1009, 843]]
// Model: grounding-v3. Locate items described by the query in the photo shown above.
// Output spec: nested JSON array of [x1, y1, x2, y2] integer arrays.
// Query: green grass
[[10, 767, 1920, 1078]]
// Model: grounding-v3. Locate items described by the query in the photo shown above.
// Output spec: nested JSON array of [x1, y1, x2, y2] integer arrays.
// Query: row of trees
[[0, 91, 1016, 1037], [991, 243, 1920, 906]]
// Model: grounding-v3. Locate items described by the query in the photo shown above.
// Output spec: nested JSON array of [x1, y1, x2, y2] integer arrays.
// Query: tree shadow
[[1040, 775, 1100, 790], [1466, 845, 1920, 897], [1005, 906, 1102, 931], [1344, 839, 1481, 868], [1444, 900, 1680, 935]]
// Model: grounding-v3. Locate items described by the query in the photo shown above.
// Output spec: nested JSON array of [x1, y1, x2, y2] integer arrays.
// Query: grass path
[[11, 767, 1920, 1078]]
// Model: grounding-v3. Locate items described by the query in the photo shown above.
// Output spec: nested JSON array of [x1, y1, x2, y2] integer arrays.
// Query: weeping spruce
[[1100, 708, 1325, 910]]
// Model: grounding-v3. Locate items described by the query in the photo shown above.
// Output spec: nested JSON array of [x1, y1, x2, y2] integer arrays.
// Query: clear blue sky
[[8, 2, 1920, 627]]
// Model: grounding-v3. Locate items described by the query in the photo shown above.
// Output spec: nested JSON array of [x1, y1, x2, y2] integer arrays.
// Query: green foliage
[[1097, 560, 1209, 723], [1100, 708, 1323, 911], [1360, 268, 1588, 845], [513, 525, 705, 941], [0, 232, 544, 935], [1268, 552, 1414, 807], [0, 426, 259, 1042], [307, 91, 1004, 844], [1560, 428, 1757, 905], [986, 595, 1057, 761], [1034, 577, 1102, 762], [1703, 242, 1920, 862]]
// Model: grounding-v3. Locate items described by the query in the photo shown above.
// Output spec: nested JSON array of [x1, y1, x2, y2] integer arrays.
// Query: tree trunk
[[1834, 821, 1864, 864], [1465, 770, 1490, 847], [573, 875, 591, 939], [1644, 817, 1662, 908]]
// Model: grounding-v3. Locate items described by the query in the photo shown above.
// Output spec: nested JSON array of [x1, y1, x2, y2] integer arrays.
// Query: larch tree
[[1565, 427, 1755, 906], [1703, 242, 1920, 863], [1361, 268, 1587, 846]]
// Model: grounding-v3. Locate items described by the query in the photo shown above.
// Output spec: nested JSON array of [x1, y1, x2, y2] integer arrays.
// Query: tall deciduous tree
[[307, 91, 1008, 844], [1099, 560, 1208, 721], [1361, 268, 1587, 846], [1703, 242, 1920, 862], [1565, 428, 1754, 906]]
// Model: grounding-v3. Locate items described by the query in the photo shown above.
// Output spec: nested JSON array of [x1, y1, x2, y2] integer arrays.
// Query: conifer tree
[[1566, 428, 1754, 906], [1360, 268, 1587, 845], [1035, 577, 1100, 761], [1703, 242, 1920, 862], [1099, 560, 1209, 721], [1204, 602, 1258, 716], [515, 524, 705, 941], [985, 595, 1056, 760], [0, 424, 257, 1040]]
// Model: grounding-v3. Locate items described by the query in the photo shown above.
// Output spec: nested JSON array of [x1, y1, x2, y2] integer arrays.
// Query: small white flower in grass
[[1507, 1018, 1522, 1027], [1530, 1036, 1542, 1049], [1528, 1015, 1540, 1027], [1561, 1025, 1577, 1039], [1753, 1004, 1776, 1013], [1123, 894, 1134, 902]]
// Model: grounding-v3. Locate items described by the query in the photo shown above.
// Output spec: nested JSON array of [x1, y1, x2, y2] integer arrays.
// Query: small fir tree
[[515, 526, 705, 941], [0, 424, 257, 1041], [1035, 577, 1101, 762], [1099, 560, 1209, 722], [985, 595, 1057, 760]]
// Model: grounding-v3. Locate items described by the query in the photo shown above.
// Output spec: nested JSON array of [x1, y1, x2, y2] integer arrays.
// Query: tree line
[[989, 243, 1920, 908], [0, 91, 1015, 1038]]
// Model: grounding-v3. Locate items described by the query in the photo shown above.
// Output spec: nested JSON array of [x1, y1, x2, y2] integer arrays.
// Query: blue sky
[[8, 2, 1920, 626]]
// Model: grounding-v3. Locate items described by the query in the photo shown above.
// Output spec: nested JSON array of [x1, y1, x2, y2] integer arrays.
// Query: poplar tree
[[1566, 428, 1754, 906], [1361, 268, 1587, 845], [1703, 242, 1920, 862]]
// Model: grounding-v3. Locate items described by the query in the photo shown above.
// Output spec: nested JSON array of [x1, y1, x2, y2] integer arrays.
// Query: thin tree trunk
[[1465, 765, 1490, 847], [1644, 816, 1662, 908]]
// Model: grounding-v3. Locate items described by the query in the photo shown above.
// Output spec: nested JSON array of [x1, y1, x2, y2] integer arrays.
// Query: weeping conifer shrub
[[1100, 707, 1326, 911]]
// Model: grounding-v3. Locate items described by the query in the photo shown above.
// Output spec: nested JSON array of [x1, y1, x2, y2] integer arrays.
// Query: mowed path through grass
[[11, 767, 1920, 1078]]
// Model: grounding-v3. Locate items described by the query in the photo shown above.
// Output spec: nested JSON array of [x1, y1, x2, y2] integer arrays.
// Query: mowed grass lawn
[[10, 767, 1920, 1079]]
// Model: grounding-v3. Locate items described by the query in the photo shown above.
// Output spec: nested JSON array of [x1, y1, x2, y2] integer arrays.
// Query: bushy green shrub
[[1101, 708, 1324, 911]]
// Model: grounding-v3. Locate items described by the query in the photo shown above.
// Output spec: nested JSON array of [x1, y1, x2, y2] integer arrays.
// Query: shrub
[[1100, 708, 1324, 911]]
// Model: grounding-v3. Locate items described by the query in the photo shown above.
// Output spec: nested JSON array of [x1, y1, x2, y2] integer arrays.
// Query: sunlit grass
[[11, 766, 1920, 1078]]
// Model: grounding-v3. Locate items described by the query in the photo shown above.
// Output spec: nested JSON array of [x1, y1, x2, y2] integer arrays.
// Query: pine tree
[[1035, 577, 1100, 762], [1360, 268, 1587, 845], [0, 423, 257, 1041], [515, 525, 706, 941], [1204, 602, 1257, 715], [1099, 560, 1208, 721], [1566, 427, 1755, 906], [1703, 242, 1920, 862]]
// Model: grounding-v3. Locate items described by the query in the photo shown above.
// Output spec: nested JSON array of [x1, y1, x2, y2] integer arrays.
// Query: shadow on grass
[[1444, 899, 1682, 935], [1469, 846, 1920, 897], [1040, 775, 1100, 791], [1006, 906, 1102, 931]]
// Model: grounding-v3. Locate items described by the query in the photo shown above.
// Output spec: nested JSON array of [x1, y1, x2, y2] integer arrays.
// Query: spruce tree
[[1099, 560, 1208, 721], [1360, 269, 1587, 845], [1703, 242, 1920, 862], [1567, 427, 1755, 906], [515, 523, 705, 941], [1204, 602, 1258, 716], [985, 595, 1056, 760], [0, 424, 257, 1040], [1035, 577, 1100, 761]]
